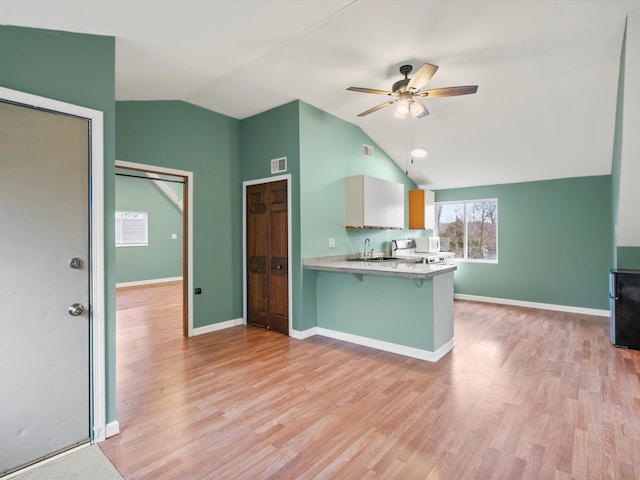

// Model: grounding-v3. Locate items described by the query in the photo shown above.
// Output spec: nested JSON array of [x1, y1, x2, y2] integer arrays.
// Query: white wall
[[618, 8, 640, 246]]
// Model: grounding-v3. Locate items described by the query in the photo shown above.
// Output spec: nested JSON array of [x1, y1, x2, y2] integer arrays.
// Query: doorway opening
[[114, 161, 193, 337]]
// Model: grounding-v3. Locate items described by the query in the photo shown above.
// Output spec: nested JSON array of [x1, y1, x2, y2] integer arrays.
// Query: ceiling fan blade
[[357, 99, 398, 117], [417, 85, 478, 98], [407, 63, 439, 92], [410, 99, 429, 118], [347, 87, 395, 96]]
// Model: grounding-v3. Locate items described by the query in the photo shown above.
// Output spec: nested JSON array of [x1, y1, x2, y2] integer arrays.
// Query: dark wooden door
[[246, 180, 288, 334]]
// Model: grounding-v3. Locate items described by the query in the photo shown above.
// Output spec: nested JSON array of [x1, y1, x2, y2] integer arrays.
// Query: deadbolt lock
[[69, 257, 83, 269]]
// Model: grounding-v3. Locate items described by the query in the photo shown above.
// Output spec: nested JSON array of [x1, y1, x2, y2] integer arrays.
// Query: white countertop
[[303, 256, 457, 279]]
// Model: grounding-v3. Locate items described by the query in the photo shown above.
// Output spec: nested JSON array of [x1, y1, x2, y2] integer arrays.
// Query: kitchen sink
[[348, 256, 421, 263]]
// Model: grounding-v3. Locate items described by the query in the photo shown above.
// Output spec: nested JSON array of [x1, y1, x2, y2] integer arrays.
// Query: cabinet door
[[389, 181, 404, 229], [425, 190, 435, 231], [363, 176, 385, 227]]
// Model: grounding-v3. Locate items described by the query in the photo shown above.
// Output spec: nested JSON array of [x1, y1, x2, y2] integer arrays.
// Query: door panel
[[0, 101, 90, 475], [247, 185, 268, 328], [246, 180, 288, 335]]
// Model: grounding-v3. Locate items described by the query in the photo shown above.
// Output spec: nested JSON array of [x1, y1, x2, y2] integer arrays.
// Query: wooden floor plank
[[101, 284, 640, 479]]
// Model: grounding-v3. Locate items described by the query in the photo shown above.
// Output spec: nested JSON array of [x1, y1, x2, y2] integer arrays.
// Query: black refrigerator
[[609, 268, 640, 350]]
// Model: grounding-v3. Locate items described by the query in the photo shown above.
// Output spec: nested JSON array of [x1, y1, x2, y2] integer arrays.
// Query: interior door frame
[[0, 86, 106, 442], [242, 174, 292, 334], [116, 160, 195, 336]]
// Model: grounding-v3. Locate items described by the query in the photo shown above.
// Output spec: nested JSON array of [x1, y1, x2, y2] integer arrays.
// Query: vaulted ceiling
[[4, 0, 640, 189]]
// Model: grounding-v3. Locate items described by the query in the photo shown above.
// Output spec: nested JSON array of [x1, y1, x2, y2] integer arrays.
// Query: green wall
[[297, 102, 421, 332], [316, 272, 435, 350], [115, 175, 183, 283], [240, 101, 422, 332], [0, 26, 117, 422], [116, 101, 243, 328], [299, 102, 422, 259], [436, 176, 613, 310], [240, 101, 303, 329]]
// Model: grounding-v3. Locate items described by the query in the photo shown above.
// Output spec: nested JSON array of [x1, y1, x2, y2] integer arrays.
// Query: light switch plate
[[171, 233, 177, 239], [328, 238, 335, 248]]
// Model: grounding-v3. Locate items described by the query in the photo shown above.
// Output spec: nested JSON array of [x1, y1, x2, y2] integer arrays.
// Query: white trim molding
[[290, 328, 318, 340], [315, 327, 454, 362], [105, 420, 120, 438], [116, 276, 183, 288], [193, 318, 244, 336], [242, 174, 293, 336], [0, 86, 107, 444], [454, 294, 610, 317], [116, 160, 195, 337]]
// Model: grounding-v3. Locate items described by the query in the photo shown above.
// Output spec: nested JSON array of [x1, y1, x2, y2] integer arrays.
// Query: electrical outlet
[[328, 238, 335, 248], [171, 233, 177, 239]]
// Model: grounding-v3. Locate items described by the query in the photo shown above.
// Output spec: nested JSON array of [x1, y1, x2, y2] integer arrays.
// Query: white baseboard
[[116, 276, 182, 288], [290, 327, 317, 340], [105, 420, 120, 438], [315, 327, 453, 362], [193, 318, 244, 336], [454, 294, 610, 317]]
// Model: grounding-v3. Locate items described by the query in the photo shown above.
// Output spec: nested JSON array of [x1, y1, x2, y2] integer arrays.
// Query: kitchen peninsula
[[303, 257, 457, 362]]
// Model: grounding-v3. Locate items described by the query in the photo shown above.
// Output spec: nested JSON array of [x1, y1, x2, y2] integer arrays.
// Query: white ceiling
[[3, 0, 640, 189]]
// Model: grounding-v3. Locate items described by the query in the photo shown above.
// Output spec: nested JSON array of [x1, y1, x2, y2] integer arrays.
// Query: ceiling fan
[[347, 63, 478, 119]]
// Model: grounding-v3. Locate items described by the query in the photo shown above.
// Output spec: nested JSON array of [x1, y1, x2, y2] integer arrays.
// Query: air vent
[[271, 157, 287, 174], [363, 144, 374, 158]]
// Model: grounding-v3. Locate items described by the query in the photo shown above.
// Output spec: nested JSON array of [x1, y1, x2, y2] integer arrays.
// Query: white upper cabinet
[[345, 175, 404, 229]]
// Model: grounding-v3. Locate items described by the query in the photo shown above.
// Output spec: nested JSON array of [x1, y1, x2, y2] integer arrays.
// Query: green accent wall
[[240, 101, 303, 329], [435, 176, 613, 310], [316, 272, 435, 350], [299, 102, 422, 259], [116, 101, 243, 328], [115, 175, 183, 283], [240, 101, 422, 332], [617, 247, 640, 269], [0, 26, 117, 422], [298, 102, 421, 332]]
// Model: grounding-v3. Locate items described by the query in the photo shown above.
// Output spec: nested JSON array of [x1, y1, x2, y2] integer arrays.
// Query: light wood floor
[[102, 282, 640, 479]]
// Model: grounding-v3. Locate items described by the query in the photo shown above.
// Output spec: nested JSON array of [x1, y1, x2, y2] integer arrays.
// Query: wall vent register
[[363, 144, 374, 158], [271, 157, 287, 174]]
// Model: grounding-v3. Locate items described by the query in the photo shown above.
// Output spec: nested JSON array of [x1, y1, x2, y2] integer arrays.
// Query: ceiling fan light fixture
[[396, 98, 410, 114], [411, 147, 428, 158]]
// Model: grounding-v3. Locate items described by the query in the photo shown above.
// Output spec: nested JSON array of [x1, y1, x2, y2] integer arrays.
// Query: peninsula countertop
[[303, 255, 457, 280]]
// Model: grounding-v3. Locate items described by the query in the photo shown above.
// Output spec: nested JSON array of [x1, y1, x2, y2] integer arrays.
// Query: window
[[115, 211, 148, 247], [436, 199, 497, 262]]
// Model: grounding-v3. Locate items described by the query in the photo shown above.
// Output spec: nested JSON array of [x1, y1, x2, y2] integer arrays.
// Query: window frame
[[435, 198, 498, 264], [115, 210, 149, 247]]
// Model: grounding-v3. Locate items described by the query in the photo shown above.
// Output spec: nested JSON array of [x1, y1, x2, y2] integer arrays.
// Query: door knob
[[68, 303, 85, 316]]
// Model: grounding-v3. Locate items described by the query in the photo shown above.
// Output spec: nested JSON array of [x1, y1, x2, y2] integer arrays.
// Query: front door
[[0, 101, 90, 475], [246, 180, 288, 335]]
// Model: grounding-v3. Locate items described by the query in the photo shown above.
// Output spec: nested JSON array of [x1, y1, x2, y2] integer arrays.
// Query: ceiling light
[[411, 147, 428, 158], [396, 98, 410, 114]]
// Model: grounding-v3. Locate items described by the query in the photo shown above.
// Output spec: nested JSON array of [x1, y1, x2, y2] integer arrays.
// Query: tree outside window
[[436, 200, 497, 261]]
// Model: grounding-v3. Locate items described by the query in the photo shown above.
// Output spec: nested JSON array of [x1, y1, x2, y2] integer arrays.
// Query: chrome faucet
[[363, 238, 372, 259]]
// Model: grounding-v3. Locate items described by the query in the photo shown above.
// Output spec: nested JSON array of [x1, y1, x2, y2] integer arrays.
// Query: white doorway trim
[[0, 86, 106, 442], [115, 160, 195, 337], [242, 174, 293, 335]]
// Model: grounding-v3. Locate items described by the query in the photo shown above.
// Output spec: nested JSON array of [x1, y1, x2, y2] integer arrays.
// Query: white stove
[[391, 238, 455, 265]]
